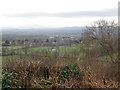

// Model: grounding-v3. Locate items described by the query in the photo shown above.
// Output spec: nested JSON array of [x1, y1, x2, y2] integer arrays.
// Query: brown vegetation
[[3, 56, 118, 88]]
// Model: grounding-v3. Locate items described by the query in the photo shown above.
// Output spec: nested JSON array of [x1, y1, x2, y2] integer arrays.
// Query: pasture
[[2, 44, 86, 65]]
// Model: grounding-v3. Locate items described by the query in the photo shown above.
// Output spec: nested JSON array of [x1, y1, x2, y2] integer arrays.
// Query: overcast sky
[[0, 0, 119, 28]]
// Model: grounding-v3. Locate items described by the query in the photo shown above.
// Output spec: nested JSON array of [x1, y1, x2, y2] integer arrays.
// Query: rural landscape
[[1, 20, 119, 88]]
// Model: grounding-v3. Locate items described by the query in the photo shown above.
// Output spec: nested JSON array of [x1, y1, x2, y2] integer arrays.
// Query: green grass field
[[2, 44, 86, 65], [2, 43, 118, 66], [3, 46, 23, 50]]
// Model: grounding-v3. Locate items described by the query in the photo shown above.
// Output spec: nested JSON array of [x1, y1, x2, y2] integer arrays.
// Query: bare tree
[[82, 20, 118, 61]]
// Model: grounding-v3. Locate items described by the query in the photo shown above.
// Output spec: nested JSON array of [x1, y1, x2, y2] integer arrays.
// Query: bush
[[59, 66, 71, 80], [59, 63, 84, 82], [69, 63, 84, 79], [2, 68, 14, 88]]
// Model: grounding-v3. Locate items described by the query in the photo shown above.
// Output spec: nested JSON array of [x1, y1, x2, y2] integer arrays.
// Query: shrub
[[69, 63, 84, 79], [59, 66, 72, 80], [2, 68, 14, 88], [59, 63, 84, 82]]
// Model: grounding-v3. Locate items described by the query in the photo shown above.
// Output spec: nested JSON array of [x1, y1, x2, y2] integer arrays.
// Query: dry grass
[[3, 57, 119, 88]]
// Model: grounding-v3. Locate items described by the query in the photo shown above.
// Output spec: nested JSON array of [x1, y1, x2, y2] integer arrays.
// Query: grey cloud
[[5, 8, 117, 18]]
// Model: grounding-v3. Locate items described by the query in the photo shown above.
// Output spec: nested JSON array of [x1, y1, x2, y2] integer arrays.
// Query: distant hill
[[2, 27, 85, 36]]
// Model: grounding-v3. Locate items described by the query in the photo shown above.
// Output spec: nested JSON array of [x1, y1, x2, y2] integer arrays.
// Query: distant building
[[50, 37, 54, 39], [2, 43, 10, 46]]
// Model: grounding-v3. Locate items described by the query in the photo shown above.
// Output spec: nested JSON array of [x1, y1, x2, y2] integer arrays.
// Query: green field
[[2, 44, 87, 65], [2, 43, 119, 65], [3, 46, 23, 50]]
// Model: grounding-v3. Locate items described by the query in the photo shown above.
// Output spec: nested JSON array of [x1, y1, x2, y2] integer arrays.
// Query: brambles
[[2, 57, 118, 88]]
